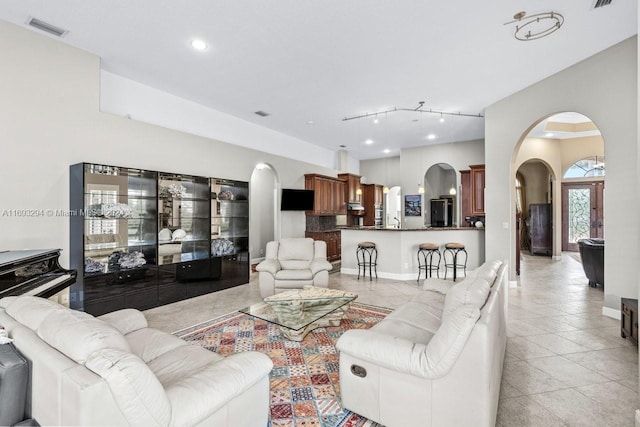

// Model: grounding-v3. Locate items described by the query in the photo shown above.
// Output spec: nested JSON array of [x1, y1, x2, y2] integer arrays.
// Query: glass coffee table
[[239, 286, 358, 341]]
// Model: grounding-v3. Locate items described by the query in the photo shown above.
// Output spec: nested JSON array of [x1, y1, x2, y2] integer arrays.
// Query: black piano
[[0, 249, 77, 299]]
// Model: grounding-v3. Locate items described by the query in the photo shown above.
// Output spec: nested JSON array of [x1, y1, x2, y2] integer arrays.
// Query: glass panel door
[[562, 182, 604, 251]]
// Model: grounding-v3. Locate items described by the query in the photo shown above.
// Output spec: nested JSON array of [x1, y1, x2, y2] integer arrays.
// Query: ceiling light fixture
[[383, 149, 391, 154], [439, 113, 445, 123], [342, 101, 483, 122], [191, 39, 208, 51], [504, 11, 564, 41], [373, 114, 379, 124], [418, 183, 425, 194], [365, 139, 374, 145], [427, 134, 436, 140], [545, 132, 555, 137]]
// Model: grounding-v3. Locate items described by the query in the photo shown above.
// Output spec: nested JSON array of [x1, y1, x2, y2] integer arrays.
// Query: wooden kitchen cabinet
[[338, 173, 362, 204], [460, 170, 471, 221], [305, 230, 341, 261], [469, 164, 485, 215], [305, 174, 346, 215], [621, 298, 638, 346]]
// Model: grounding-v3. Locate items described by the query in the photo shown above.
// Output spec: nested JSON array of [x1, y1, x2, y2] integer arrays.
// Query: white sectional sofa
[[0, 296, 273, 427], [336, 260, 507, 427]]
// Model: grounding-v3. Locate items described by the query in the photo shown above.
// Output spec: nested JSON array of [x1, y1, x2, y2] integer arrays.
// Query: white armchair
[[256, 238, 333, 298]]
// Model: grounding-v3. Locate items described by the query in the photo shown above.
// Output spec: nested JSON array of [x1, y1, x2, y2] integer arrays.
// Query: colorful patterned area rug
[[175, 302, 390, 427]]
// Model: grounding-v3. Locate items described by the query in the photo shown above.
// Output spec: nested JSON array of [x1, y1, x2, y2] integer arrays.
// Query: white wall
[[250, 166, 277, 262], [0, 21, 343, 266], [100, 71, 358, 172], [359, 156, 401, 188], [399, 140, 484, 228], [486, 36, 638, 314]]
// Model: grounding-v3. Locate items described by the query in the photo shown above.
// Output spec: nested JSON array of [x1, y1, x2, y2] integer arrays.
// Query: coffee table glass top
[[239, 289, 357, 331]]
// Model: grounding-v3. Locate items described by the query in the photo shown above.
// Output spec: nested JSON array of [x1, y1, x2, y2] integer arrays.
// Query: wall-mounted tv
[[281, 189, 314, 211]]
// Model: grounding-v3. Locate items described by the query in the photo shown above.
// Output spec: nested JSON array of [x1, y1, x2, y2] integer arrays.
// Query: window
[[563, 156, 605, 179]]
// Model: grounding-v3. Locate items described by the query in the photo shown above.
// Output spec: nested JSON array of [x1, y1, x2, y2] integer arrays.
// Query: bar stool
[[357, 241, 378, 280], [417, 243, 441, 282], [443, 242, 467, 282]]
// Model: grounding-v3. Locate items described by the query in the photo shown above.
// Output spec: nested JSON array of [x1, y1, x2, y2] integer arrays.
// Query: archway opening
[[512, 111, 604, 278], [249, 163, 279, 265], [424, 163, 457, 227]]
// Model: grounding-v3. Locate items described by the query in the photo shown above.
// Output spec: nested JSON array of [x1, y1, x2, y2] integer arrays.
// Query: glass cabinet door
[[83, 164, 157, 274], [158, 173, 211, 265], [210, 179, 249, 257]]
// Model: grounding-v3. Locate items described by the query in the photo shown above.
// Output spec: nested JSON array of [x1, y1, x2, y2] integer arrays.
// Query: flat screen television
[[281, 189, 314, 211]]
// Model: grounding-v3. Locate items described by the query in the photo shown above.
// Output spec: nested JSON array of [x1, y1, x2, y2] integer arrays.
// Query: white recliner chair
[[256, 238, 333, 298]]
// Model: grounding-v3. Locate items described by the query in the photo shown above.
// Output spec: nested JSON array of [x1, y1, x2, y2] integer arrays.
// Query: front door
[[562, 181, 604, 251]]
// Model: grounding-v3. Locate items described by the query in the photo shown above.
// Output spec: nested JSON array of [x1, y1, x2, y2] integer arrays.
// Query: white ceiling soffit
[[0, 1, 635, 159], [527, 112, 602, 140]]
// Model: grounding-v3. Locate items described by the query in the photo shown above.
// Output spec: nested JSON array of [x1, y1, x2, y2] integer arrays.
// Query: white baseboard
[[635, 409, 640, 427], [340, 268, 433, 282], [508, 280, 518, 288], [602, 306, 621, 320]]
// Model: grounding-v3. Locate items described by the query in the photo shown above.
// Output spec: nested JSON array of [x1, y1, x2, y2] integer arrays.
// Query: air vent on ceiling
[[27, 17, 68, 37], [594, 0, 613, 8], [254, 110, 270, 117]]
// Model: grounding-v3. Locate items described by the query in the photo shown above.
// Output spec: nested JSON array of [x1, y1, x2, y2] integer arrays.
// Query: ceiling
[[0, 1, 636, 160], [527, 112, 602, 140]]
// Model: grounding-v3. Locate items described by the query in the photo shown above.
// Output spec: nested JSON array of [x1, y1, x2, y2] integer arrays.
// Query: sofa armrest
[[255, 259, 281, 276], [337, 304, 479, 379], [98, 309, 148, 335], [165, 352, 273, 426], [310, 258, 332, 276]]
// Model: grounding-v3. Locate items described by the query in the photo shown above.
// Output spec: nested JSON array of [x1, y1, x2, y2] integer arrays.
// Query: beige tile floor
[[144, 253, 639, 426]]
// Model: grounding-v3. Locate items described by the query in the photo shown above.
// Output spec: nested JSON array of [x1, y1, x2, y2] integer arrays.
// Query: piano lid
[[0, 249, 77, 299]]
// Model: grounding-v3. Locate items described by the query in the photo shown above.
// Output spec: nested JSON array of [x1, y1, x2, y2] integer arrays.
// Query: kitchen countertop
[[338, 226, 484, 231]]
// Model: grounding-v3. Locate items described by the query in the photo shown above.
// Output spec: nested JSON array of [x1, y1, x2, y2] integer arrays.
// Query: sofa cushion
[[37, 309, 131, 364], [278, 238, 314, 262], [147, 343, 224, 387], [126, 327, 188, 363], [465, 260, 502, 286], [85, 348, 171, 427], [372, 302, 441, 345], [99, 308, 149, 336], [6, 295, 68, 331], [442, 278, 490, 319], [423, 304, 480, 377], [6, 296, 130, 364], [275, 269, 313, 280]]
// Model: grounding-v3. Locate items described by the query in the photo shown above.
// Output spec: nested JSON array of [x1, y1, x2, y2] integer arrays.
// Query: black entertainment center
[[69, 163, 249, 315]]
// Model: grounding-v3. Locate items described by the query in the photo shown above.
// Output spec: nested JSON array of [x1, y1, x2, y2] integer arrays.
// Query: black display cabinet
[[70, 163, 250, 315], [157, 172, 212, 304], [70, 163, 158, 315], [210, 179, 250, 291]]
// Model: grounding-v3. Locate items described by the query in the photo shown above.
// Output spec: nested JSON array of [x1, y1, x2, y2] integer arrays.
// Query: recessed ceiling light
[[427, 134, 436, 140], [383, 149, 391, 154], [365, 139, 374, 145], [191, 39, 208, 51], [306, 120, 314, 125], [545, 132, 554, 137]]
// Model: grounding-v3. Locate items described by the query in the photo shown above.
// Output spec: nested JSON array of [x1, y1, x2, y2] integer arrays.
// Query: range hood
[[348, 203, 364, 211]]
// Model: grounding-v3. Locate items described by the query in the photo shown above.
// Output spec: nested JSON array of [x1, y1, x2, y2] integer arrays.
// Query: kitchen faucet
[[393, 217, 400, 229]]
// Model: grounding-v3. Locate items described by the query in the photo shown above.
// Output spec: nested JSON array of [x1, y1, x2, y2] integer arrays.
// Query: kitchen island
[[340, 227, 485, 280]]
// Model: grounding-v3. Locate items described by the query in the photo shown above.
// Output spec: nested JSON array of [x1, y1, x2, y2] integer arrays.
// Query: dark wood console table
[[621, 298, 638, 346]]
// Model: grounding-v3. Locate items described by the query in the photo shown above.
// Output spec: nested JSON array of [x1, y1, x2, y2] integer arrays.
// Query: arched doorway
[[424, 163, 457, 227], [512, 112, 604, 277], [249, 163, 279, 264]]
